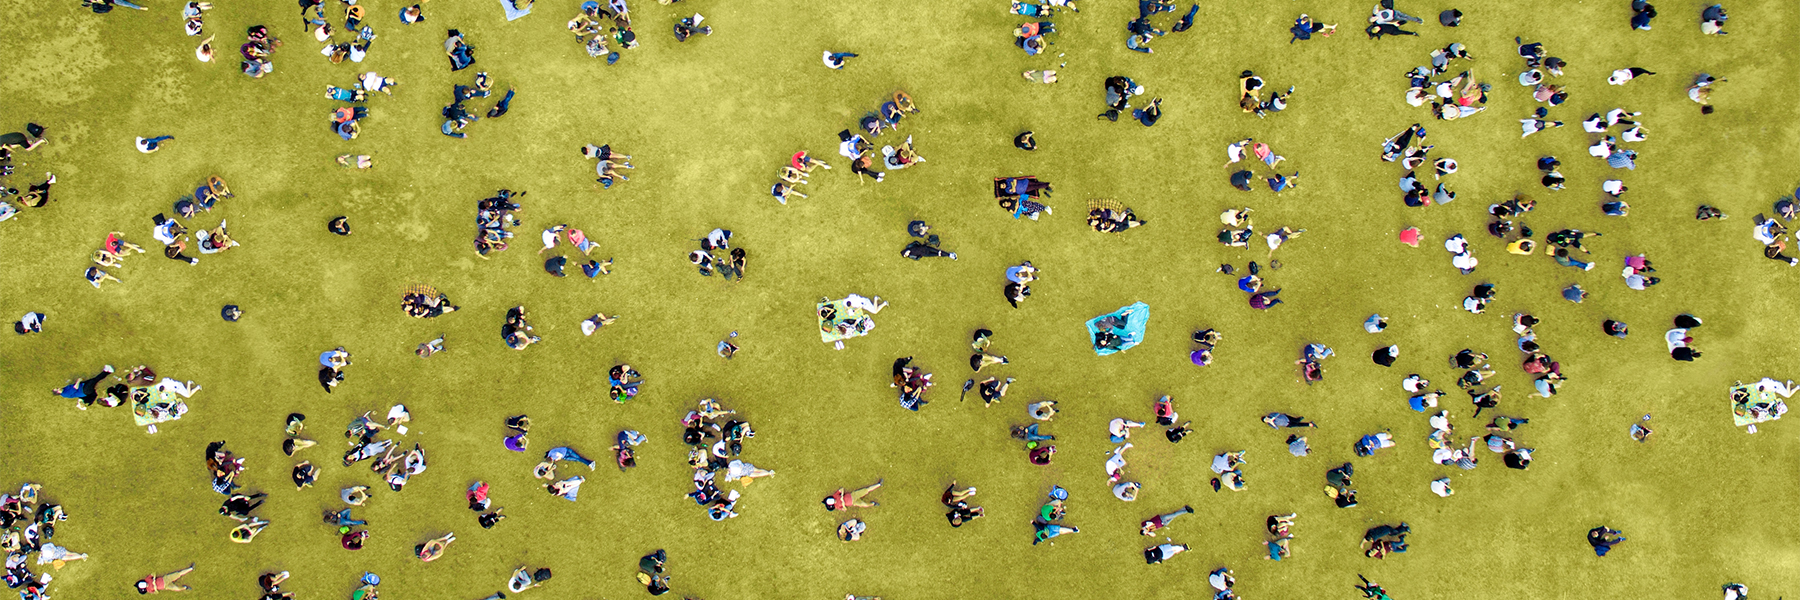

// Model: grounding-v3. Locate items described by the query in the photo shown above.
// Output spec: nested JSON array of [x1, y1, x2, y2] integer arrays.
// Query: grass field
[[3, 0, 1799, 598]]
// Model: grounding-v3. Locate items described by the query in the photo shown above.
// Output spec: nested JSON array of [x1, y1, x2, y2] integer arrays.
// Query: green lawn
[[2, 0, 1798, 598]]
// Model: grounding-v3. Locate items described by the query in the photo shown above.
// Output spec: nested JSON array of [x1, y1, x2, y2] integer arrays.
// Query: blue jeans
[[547, 446, 595, 468], [829, 52, 858, 60], [1021, 423, 1054, 442], [332, 508, 367, 526], [1126, 36, 1152, 53]]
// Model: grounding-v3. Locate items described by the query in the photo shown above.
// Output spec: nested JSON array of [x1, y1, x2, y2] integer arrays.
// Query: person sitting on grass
[[1587, 525, 1625, 556]]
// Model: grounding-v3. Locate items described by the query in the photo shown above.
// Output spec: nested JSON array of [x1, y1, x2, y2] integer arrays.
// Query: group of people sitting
[[890, 356, 935, 411], [303, 0, 377, 64], [994, 176, 1053, 220], [1230, 261, 1284, 311], [900, 221, 958, 260], [683, 398, 763, 521], [1125, 0, 1197, 54], [1086, 199, 1146, 233], [1031, 487, 1079, 544], [833, 91, 920, 182], [1225, 138, 1299, 193], [55, 365, 198, 433], [442, 71, 514, 138], [339, 409, 427, 494], [237, 25, 280, 77], [3, 483, 84, 600], [1406, 46, 1488, 121], [1364, 1, 1424, 38], [502, 305, 541, 350], [1099, 76, 1161, 126], [473, 188, 524, 257], [607, 363, 642, 401], [326, 72, 398, 140], [770, 151, 828, 204], [1208, 450, 1247, 492], [1665, 314, 1705, 361], [1296, 342, 1332, 383], [1586, 117, 1642, 171], [1754, 200, 1800, 265], [316, 346, 351, 392], [567, 0, 637, 64], [1002, 262, 1037, 308], [538, 224, 614, 279], [1323, 461, 1357, 507], [941, 482, 984, 527], [208, 441, 272, 544], [444, 29, 475, 70], [1012, 19, 1056, 56], [400, 289, 458, 319], [1362, 522, 1410, 559], [581, 143, 634, 188], [140, 175, 237, 273], [687, 228, 745, 279], [1238, 70, 1293, 118], [82, 231, 146, 289]]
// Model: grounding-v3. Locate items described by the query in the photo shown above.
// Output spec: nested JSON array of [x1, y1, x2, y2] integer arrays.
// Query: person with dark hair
[[901, 239, 956, 260], [53, 365, 114, 408], [1249, 289, 1282, 309], [14, 311, 44, 334], [1631, 0, 1657, 29], [135, 564, 197, 595], [1587, 525, 1625, 555], [1371, 345, 1399, 367], [1602, 319, 1629, 338], [1013, 131, 1037, 151], [219, 493, 266, 517]]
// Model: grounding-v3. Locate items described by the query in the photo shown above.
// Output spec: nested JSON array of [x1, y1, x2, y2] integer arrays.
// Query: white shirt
[[1452, 253, 1478, 270], [1430, 478, 1453, 497], [1582, 115, 1607, 133], [1444, 235, 1467, 254], [1225, 141, 1247, 164], [1622, 126, 1646, 142], [1602, 180, 1626, 195], [1606, 109, 1636, 125], [153, 221, 180, 244], [1607, 69, 1633, 85], [1589, 139, 1614, 158]]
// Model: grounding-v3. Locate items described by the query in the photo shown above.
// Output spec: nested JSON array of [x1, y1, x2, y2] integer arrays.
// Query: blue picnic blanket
[[1085, 302, 1149, 356]]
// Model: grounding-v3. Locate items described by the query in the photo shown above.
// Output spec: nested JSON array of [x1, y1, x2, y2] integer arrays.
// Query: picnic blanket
[[1730, 378, 1792, 428], [131, 387, 188, 428], [817, 299, 872, 343], [1085, 302, 1149, 356]]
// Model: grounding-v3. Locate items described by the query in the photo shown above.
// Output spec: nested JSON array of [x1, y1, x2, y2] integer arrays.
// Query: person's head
[[822, 496, 839, 510]]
